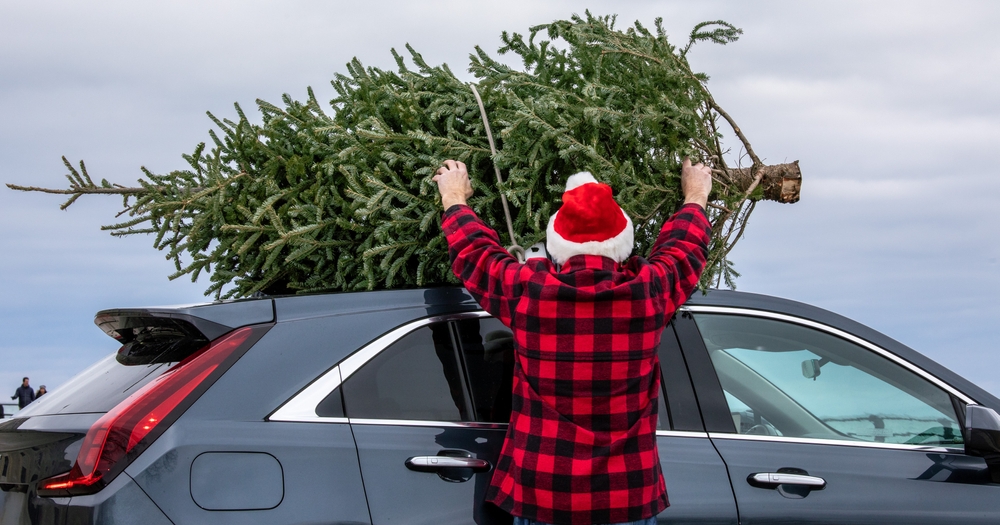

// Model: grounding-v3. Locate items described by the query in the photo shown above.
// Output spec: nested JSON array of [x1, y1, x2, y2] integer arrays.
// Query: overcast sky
[[2, 0, 998, 403]]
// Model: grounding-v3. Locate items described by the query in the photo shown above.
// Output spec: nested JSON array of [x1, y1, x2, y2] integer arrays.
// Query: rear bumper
[[64, 473, 173, 525], [0, 489, 66, 525], [0, 472, 173, 525]]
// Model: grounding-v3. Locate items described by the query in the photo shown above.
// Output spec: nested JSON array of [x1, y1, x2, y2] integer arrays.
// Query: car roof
[[96, 286, 1000, 410]]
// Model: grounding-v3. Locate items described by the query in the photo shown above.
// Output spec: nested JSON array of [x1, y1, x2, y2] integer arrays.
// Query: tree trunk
[[8, 161, 804, 205], [726, 161, 801, 203]]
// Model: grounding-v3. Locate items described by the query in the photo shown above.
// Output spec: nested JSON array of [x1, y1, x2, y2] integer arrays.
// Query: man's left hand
[[434, 159, 474, 210], [681, 157, 712, 210]]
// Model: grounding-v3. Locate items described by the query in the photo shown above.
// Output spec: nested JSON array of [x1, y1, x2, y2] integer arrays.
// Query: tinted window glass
[[694, 314, 962, 446], [656, 389, 668, 431], [16, 353, 170, 417], [343, 323, 468, 421], [316, 387, 345, 418], [454, 317, 514, 423]]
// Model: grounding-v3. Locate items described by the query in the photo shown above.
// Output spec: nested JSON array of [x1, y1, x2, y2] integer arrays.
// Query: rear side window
[[16, 354, 170, 416], [340, 317, 516, 424], [342, 324, 468, 421]]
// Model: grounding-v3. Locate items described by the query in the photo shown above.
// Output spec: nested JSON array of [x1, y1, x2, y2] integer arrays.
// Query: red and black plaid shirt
[[442, 203, 711, 525]]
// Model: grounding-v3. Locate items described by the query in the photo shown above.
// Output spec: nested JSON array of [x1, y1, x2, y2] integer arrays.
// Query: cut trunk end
[[727, 161, 802, 203]]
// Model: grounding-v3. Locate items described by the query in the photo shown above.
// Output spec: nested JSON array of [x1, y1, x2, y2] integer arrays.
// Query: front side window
[[453, 317, 515, 424], [694, 313, 963, 447]]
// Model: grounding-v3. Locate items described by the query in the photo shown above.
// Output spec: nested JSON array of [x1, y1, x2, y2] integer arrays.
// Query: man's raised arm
[[646, 157, 714, 307]]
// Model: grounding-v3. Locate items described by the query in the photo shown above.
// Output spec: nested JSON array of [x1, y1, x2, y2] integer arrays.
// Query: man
[[12, 377, 35, 409], [434, 158, 712, 525]]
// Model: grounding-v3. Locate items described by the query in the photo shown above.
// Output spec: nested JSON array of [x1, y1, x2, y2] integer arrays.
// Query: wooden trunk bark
[[726, 161, 801, 203]]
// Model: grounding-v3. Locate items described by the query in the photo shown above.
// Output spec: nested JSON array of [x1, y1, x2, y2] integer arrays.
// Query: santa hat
[[546, 172, 634, 265]]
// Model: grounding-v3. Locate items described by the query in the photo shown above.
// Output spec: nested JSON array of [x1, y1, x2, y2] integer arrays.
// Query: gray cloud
[[2, 1, 998, 398]]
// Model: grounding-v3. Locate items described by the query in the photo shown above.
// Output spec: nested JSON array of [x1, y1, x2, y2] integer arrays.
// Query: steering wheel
[[746, 422, 781, 436]]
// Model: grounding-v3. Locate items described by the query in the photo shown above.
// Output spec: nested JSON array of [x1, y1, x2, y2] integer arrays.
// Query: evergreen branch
[[507, 91, 616, 171], [7, 13, 799, 298], [6, 183, 149, 196], [600, 43, 761, 168]]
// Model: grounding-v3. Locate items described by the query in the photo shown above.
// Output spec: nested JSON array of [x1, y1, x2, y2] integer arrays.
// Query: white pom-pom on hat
[[545, 172, 634, 265]]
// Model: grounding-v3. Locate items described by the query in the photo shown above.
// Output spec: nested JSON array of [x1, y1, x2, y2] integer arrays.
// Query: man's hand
[[433, 159, 474, 210], [681, 157, 712, 210]]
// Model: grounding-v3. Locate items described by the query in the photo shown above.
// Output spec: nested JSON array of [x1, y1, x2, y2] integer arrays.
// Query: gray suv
[[0, 288, 998, 524]]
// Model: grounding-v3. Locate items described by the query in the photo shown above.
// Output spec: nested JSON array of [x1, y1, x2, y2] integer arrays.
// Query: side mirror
[[964, 404, 1000, 483]]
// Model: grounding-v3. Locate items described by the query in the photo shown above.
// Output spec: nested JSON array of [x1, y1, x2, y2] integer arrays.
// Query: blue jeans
[[513, 518, 657, 525]]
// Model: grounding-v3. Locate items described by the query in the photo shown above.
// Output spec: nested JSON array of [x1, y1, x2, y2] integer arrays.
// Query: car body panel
[[676, 293, 1000, 524], [653, 433, 738, 524], [183, 304, 443, 423], [1, 287, 997, 524], [126, 420, 370, 525], [352, 422, 508, 525], [711, 436, 998, 525], [64, 473, 172, 525], [272, 288, 478, 323]]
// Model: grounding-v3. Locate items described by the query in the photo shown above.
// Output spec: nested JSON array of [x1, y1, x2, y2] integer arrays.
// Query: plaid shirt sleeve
[[441, 204, 527, 325], [643, 203, 712, 308]]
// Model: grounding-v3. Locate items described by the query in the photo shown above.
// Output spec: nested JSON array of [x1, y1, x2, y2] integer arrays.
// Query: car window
[[315, 385, 345, 418], [342, 323, 469, 421], [453, 317, 514, 424], [15, 353, 171, 417], [693, 313, 963, 447]]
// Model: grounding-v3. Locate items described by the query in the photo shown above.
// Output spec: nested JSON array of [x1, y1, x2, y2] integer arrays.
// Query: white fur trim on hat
[[545, 208, 634, 265]]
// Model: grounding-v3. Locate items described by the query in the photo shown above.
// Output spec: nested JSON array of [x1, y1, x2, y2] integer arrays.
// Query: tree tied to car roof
[[8, 12, 801, 299]]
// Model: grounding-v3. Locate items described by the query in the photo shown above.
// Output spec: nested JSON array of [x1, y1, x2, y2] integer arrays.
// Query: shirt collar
[[558, 254, 619, 274]]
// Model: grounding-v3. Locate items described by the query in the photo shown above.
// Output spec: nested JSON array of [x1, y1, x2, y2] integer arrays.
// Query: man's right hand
[[681, 157, 712, 210]]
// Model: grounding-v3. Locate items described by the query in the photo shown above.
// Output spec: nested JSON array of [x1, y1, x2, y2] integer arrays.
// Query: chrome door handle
[[405, 455, 491, 472], [748, 472, 826, 489]]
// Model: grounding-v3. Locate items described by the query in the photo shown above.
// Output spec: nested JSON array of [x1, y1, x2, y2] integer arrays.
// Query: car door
[[655, 325, 739, 524], [270, 311, 738, 524], [344, 313, 739, 525], [674, 307, 1000, 525], [342, 312, 511, 525]]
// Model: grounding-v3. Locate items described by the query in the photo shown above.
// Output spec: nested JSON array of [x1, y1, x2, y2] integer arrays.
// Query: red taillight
[[38, 326, 260, 497]]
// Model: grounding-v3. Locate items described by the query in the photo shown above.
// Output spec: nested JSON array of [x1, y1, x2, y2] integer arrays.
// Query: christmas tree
[[8, 12, 801, 299]]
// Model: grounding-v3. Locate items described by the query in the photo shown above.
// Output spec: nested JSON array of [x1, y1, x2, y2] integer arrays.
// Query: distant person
[[35, 385, 47, 399], [12, 377, 35, 409]]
